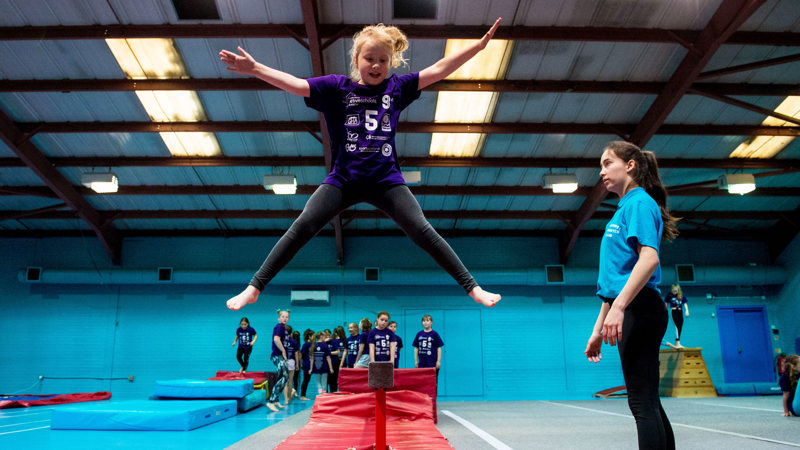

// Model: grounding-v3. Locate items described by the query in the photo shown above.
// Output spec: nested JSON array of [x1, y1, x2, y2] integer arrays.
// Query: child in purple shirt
[[368, 311, 397, 364], [413, 314, 444, 370], [221, 19, 503, 311]]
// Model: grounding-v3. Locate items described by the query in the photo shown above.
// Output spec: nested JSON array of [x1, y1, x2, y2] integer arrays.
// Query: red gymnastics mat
[[0, 391, 111, 409], [339, 367, 438, 423], [273, 390, 453, 450]]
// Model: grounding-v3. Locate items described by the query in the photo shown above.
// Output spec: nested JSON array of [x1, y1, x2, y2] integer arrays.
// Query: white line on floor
[[690, 401, 782, 413], [542, 401, 800, 447], [0, 425, 50, 435], [541, 401, 633, 419], [0, 419, 49, 428], [673, 423, 800, 447], [440, 410, 514, 450]]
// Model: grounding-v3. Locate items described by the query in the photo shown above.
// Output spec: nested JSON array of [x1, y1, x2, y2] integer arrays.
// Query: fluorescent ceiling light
[[263, 175, 297, 195], [82, 172, 119, 193], [729, 96, 800, 159], [429, 39, 512, 158], [106, 38, 221, 157], [717, 173, 756, 195], [543, 174, 579, 193]]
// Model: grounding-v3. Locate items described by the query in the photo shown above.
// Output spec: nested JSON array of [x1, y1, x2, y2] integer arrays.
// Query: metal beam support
[[15, 120, 799, 136], [1, 156, 797, 170], [2, 78, 797, 97], [1, 24, 797, 46], [301, 0, 344, 264], [0, 108, 122, 263], [561, 0, 768, 264]]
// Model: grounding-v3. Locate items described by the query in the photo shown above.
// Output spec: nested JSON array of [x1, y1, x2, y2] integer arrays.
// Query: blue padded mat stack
[[51, 399, 237, 431], [152, 378, 264, 412]]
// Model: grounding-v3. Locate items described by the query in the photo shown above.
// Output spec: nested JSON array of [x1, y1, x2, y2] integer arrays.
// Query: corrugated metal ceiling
[[0, 0, 799, 265]]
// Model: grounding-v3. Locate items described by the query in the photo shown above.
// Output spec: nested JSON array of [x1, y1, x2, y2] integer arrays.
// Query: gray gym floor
[[228, 395, 800, 449]]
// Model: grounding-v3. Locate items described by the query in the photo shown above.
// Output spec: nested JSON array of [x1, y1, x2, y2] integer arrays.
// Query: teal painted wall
[[0, 234, 792, 401]]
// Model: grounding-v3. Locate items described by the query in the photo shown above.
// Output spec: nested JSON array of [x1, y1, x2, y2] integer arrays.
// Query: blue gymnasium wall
[[0, 234, 795, 401]]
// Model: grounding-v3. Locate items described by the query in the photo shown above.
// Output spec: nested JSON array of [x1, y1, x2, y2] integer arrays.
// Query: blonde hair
[[349, 23, 409, 81], [276, 309, 290, 316], [671, 283, 683, 300]]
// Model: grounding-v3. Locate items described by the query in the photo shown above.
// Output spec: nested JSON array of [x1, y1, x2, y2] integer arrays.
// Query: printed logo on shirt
[[345, 114, 360, 126], [347, 131, 358, 141], [605, 223, 620, 238], [359, 146, 380, 153], [381, 113, 391, 132], [366, 134, 389, 141], [381, 143, 392, 157], [346, 143, 357, 152], [345, 92, 378, 107]]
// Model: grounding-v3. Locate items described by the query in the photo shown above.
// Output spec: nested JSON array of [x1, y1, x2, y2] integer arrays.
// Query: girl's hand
[[585, 334, 603, 363], [478, 18, 502, 50], [602, 306, 624, 346], [219, 46, 256, 75]]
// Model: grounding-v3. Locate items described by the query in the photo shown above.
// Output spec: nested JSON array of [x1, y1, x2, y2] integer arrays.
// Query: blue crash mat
[[50, 399, 237, 431], [236, 389, 266, 412], [153, 379, 253, 399]]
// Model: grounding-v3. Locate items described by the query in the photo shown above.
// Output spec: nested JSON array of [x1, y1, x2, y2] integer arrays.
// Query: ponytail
[[605, 141, 680, 241]]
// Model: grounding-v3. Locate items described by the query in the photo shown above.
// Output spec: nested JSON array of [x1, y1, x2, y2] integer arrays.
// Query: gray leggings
[[250, 183, 477, 292]]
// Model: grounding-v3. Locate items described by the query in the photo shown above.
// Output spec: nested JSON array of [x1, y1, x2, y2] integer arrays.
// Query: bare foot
[[469, 286, 501, 307], [300, 396, 310, 401], [665, 342, 676, 349], [226, 285, 260, 311], [266, 402, 279, 412], [276, 402, 284, 408]]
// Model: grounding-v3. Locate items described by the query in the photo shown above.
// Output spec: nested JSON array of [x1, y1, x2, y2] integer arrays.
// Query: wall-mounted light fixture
[[81, 172, 119, 193], [402, 170, 422, 185], [263, 174, 297, 195], [542, 173, 578, 193], [717, 173, 755, 195]]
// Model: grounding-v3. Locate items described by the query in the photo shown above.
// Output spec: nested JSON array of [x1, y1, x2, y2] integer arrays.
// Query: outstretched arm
[[418, 17, 502, 90], [219, 46, 310, 97]]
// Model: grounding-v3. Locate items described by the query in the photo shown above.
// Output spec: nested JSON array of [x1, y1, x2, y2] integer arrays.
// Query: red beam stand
[[376, 387, 387, 450], [368, 362, 394, 450]]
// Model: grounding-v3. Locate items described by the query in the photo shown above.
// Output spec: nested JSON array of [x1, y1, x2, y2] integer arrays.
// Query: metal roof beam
[[561, 0, 767, 264], [2, 156, 798, 170], [3, 79, 797, 97], [1, 24, 797, 46], [15, 121, 800, 136], [4, 208, 784, 222], [301, 0, 344, 265], [0, 108, 122, 263], [3, 185, 799, 198]]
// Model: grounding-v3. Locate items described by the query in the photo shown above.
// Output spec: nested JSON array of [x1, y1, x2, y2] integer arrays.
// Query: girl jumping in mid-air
[[220, 19, 503, 310]]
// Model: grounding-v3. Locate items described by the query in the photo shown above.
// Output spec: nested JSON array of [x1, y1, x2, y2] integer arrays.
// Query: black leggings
[[236, 347, 252, 371], [249, 183, 477, 292], [671, 308, 684, 341], [300, 368, 312, 397], [614, 287, 675, 450]]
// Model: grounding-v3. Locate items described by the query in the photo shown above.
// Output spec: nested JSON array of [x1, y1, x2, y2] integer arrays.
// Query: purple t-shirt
[[284, 337, 299, 360], [236, 326, 257, 348], [413, 330, 444, 368], [301, 341, 312, 371], [345, 334, 360, 367], [271, 323, 288, 358], [312, 341, 331, 374], [304, 73, 421, 187], [368, 328, 397, 362]]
